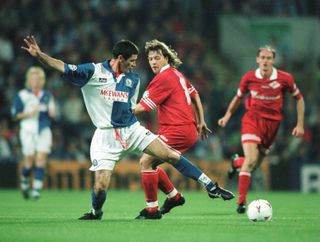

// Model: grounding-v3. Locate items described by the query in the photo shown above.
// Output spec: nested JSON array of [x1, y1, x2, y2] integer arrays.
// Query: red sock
[[169, 191, 181, 201], [141, 170, 159, 210], [157, 167, 175, 194], [238, 171, 251, 205], [234, 157, 245, 169]]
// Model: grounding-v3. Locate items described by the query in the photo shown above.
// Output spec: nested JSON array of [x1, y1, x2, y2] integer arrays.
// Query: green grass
[[0, 189, 319, 242]]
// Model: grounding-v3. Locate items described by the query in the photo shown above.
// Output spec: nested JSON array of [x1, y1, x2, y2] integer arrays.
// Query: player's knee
[[245, 158, 258, 171], [247, 162, 257, 172], [166, 150, 180, 165], [94, 179, 107, 192], [94, 171, 109, 191], [139, 158, 153, 170]]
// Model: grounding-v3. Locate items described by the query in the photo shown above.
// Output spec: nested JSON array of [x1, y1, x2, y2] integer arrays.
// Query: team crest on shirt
[[68, 64, 77, 71], [125, 78, 132, 87], [269, 81, 280, 89]]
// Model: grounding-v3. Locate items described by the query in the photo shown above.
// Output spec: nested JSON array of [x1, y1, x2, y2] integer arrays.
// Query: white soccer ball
[[247, 199, 272, 222]]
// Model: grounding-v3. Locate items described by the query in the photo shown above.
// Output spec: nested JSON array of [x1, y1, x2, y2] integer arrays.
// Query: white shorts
[[89, 122, 158, 171], [20, 127, 52, 156]]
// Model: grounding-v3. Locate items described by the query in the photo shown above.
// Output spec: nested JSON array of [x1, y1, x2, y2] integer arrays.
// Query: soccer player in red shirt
[[134, 39, 217, 219], [218, 45, 305, 213]]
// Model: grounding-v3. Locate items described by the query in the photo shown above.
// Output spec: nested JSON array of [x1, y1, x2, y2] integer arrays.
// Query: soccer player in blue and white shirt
[[22, 36, 234, 220], [12, 66, 56, 200]]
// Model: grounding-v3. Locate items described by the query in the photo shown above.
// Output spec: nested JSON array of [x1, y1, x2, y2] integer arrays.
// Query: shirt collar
[[102, 60, 132, 75], [102, 60, 112, 72], [255, 67, 277, 80], [160, 64, 170, 73]]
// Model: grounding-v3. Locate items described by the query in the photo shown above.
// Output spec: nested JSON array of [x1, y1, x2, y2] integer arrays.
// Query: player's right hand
[[218, 117, 228, 127], [21, 35, 41, 57]]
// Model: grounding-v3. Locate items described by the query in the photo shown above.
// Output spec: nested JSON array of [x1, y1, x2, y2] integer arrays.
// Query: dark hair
[[112, 40, 139, 60]]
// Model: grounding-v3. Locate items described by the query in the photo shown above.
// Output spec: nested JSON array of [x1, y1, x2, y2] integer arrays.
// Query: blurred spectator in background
[[11, 66, 56, 200]]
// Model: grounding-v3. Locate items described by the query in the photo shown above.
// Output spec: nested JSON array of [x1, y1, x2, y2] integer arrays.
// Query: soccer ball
[[247, 199, 272, 222]]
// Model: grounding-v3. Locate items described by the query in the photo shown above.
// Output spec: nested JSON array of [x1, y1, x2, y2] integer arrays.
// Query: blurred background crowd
[[0, 0, 319, 190]]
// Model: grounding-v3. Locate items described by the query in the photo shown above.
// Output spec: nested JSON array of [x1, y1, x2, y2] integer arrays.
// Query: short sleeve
[[62, 63, 95, 87], [237, 72, 250, 98], [139, 75, 173, 112], [285, 74, 302, 100], [186, 81, 198, 98], [11, 94, 23, 118]]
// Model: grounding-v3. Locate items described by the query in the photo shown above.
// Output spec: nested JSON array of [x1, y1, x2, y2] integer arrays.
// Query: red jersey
[[140, 65, 197, 126], [237, 68, 302, 121]]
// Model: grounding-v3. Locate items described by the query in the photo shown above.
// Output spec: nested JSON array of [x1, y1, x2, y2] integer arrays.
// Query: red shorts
[[241, 112, 280, 150], [158, 124, 198, 153]]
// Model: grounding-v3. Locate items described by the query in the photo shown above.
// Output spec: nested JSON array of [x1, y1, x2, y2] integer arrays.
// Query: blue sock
[[34, 167, 45, 180], [32, 167, 45, 194], [92, 191, 107, 212], [173, 156, 202, 180], [21, 166, 32, 191], [22, 166, 32, 177], [174, 156, 216, 192]]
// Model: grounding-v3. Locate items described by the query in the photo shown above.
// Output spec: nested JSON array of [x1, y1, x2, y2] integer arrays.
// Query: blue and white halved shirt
[[62, 61, 140, 129], [12, 89, 55, 134]]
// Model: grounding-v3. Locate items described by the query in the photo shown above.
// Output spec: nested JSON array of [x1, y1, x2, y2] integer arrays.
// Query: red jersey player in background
[[218, 45, 305, 214], [134, 39, 212, 219]]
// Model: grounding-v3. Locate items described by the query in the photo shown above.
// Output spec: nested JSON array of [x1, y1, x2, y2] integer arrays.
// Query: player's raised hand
[[21, 35, 41, 57], [292, 125, 304, 138], [218, 116, 229, 127]]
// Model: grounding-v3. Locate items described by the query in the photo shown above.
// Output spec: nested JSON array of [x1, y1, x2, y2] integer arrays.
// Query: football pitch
[[0, 189, 319, 242]]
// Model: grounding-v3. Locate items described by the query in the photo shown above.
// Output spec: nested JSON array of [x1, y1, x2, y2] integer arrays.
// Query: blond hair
[[257, 45, 276, 58], [145, 39, 182, 69], [25, 66, 46, 88]]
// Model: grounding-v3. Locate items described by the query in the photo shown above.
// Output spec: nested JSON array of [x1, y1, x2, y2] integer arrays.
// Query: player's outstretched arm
[[132, 103, 146, 115], [21, 35, 65, 73], [218, 95, 241, 128], [292, 97, 305, 137]]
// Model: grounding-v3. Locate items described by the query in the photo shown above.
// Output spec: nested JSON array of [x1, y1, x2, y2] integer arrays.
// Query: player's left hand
[[197, 122, 212, 140], [292, 125, 304, 138]]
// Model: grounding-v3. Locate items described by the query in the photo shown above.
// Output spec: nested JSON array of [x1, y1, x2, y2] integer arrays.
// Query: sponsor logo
[[261, 85, 270, 89], [68, 64, 77, 71], [92, 159, 98, 166], [99, 78, 108, 83], [100, 89, 129, 102], [250, 91, 280, 100]]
